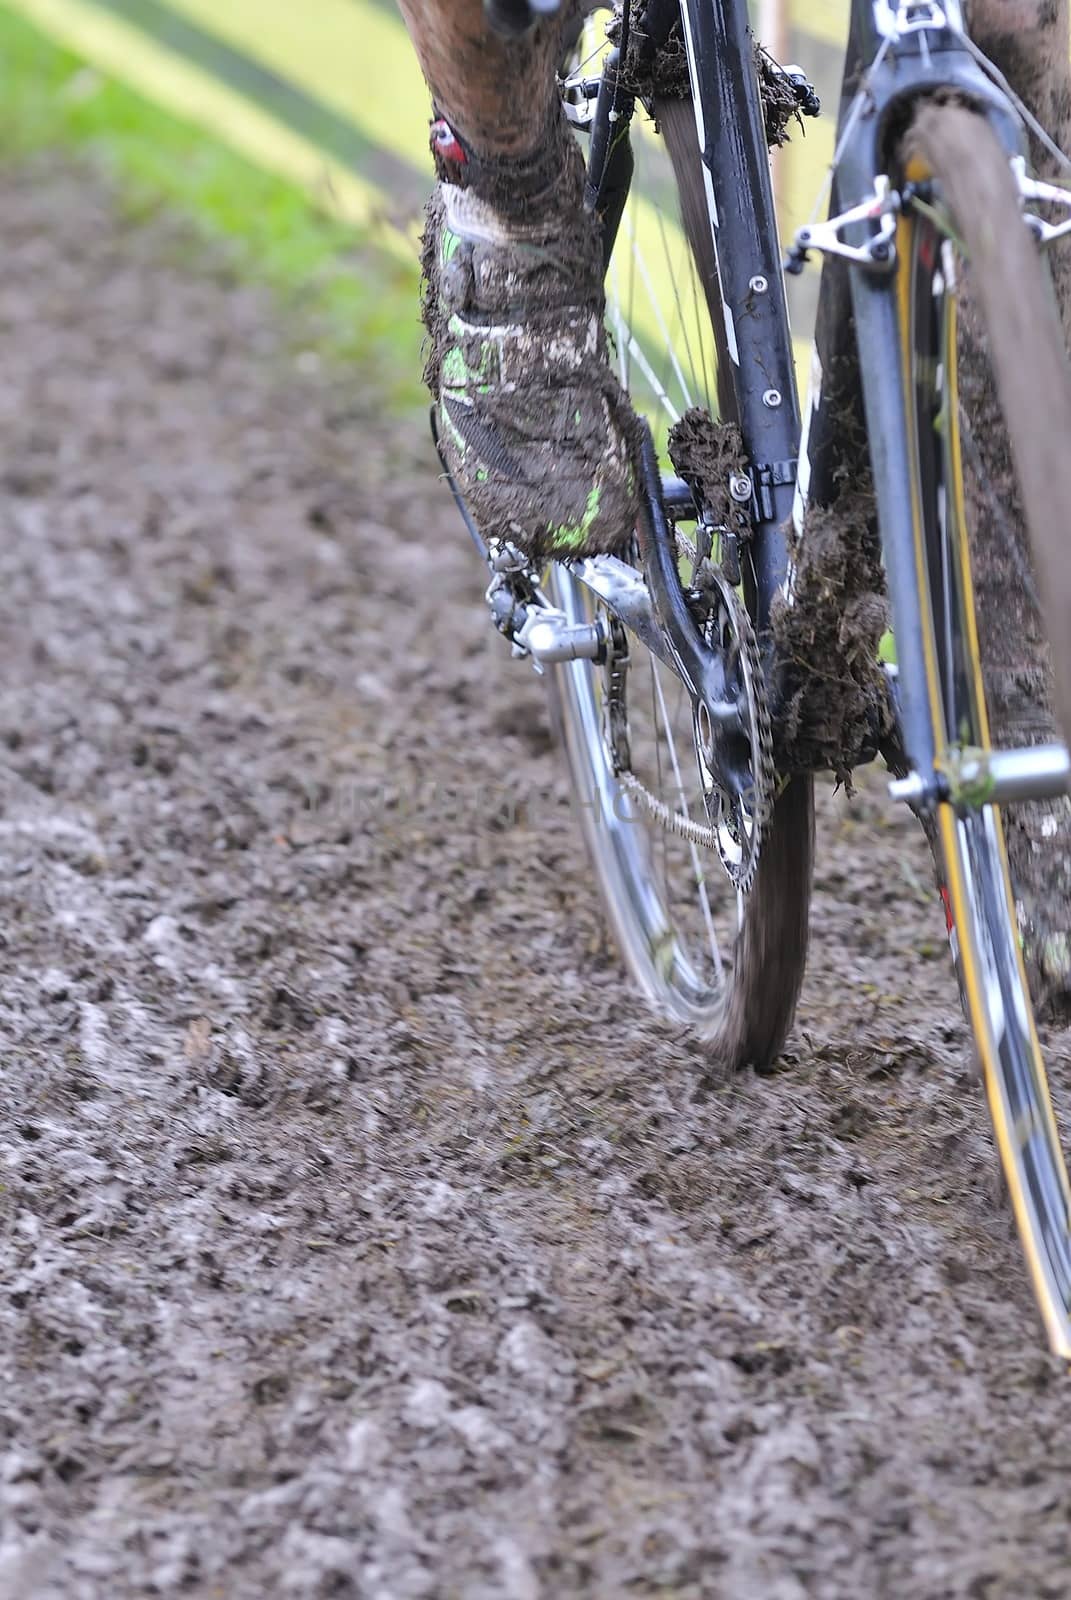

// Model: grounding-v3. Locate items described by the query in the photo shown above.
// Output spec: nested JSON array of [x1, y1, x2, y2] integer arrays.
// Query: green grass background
[[0, 2, 426, 410]]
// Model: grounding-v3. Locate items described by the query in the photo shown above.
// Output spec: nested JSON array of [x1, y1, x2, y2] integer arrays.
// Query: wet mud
[[4, 163, 1071, 1600], [421, 127, 640, 563], [667, 407, 748, 537]]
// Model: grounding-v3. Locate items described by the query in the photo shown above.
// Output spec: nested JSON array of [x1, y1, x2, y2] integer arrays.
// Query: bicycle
[[433, 0, 1071, 1356]]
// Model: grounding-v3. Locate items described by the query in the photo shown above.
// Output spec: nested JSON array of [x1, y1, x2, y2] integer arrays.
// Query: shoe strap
[[441, 184, 559, 247]]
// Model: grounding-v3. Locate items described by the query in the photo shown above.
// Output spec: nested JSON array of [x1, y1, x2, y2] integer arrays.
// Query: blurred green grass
[[0, 3, 426, 411]]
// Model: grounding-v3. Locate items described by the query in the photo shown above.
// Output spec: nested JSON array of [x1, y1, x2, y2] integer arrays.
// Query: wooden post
[[758, 0, 790, 210], [758, 0, 788, 63]]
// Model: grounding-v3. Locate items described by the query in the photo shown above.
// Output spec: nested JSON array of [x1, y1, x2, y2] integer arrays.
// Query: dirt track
[[4, 163, 1071, 1600]]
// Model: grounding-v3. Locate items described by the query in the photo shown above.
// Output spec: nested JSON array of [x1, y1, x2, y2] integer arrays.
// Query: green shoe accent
[[440, 345, 469, 388], [440, 331, 498, 397], [423, 168, 638, 562], [549, 484, 601, 550]]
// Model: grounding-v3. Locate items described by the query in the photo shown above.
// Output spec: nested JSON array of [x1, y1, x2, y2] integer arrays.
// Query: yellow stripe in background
[[8, 0, 848, 293], [8, 0, 842, 392], [5, 0, 414, 259], [8, 0, 849, 251], [164, 0, 433, 177], [799, 0, 850, 49], [161, 0, 847, 193]]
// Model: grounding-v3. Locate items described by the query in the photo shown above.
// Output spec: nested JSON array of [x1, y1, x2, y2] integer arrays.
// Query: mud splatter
[[613, 12, 804, 151], [756, 45, 807, 149], [667, 406, 749, 535], [772, 482, 894, 787], [4, 158, 1071, 1600], [612, 11, 691, 102]]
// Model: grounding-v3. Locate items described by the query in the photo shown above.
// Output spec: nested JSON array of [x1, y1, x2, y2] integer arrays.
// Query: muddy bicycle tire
[[547, 35, 814, 1069], [895, 103, 1071, 1354], [911, 104, 1071, 753]]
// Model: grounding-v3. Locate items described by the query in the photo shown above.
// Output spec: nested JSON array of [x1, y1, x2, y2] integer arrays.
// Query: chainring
[[693, 566, 775, 891], [604, 561, 774, 893]]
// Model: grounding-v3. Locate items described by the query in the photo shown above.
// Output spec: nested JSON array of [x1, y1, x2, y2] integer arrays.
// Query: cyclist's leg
[[396, 0, 561, 158], [397, 0, 639, 562]]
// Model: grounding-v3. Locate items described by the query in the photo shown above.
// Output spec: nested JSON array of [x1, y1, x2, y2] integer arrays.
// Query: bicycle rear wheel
[[894, 104, 1071, 1354], [548, 14, 813, 1067]]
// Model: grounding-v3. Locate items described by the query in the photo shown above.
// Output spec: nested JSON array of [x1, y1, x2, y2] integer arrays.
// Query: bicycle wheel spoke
[[648, 653, 672, 908], [579, 10, 740, 985], [689, 232, 713, 413], [650, 660, 725, 976], [629, 205, 695, 413], [653, 199, 702, 410], [609, 253, 630, 392]]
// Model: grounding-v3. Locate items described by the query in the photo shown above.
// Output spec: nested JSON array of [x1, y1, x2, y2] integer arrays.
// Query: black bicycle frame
[[675, 0, 802, 633], [585, 0, 802, 751]]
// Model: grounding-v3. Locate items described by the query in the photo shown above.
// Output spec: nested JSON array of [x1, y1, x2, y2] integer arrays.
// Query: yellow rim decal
[[895, 210, 947, 748], [942, 284, 992, 745], [937, 811, 1070, 1355], [939, 224, 1071, 1215], [947, 286, 1070, 1206]]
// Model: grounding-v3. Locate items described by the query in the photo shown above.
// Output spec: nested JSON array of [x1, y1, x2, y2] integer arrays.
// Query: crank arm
[[568, 553, 673, 668], [435, 402, 727, 703]]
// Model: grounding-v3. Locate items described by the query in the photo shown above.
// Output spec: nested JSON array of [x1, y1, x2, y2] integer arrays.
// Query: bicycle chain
[[607, 566, 776, 895]]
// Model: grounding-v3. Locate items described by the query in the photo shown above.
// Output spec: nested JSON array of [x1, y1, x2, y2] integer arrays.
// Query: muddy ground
[[3, 163, 1071, 1600]]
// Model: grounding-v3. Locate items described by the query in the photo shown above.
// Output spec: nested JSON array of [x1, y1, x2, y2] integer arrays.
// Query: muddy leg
[[399, 0, 638, 562], [962, 2, 1071, 1010], [395, 0, 567, 158]]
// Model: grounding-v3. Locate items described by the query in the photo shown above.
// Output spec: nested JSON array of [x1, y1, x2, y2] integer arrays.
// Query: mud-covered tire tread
[[909, 103, 1071, 749]]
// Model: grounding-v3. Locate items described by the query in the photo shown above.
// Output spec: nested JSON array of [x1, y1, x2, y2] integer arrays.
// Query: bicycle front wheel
[[894, 103, 1071, 1354]]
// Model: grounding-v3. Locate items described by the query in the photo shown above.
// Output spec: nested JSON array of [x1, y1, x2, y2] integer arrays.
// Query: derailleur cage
[[484, 543, 610, 673]]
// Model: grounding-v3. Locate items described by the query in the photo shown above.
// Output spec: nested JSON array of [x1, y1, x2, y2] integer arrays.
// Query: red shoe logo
[[430, 119, 468, 167]]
